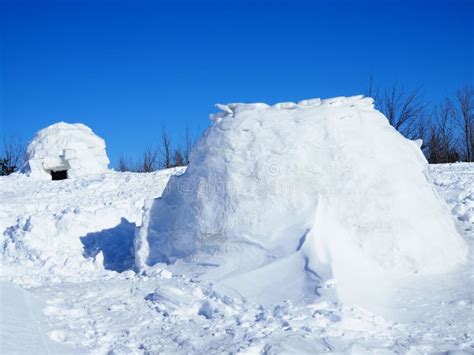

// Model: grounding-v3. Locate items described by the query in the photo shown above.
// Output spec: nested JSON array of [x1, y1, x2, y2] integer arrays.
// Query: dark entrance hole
[[51, 170, 68, 180]]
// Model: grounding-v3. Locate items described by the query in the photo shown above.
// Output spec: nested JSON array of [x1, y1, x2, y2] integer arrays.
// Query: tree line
[[1, 84, 473, 176], [365, 76, 473, 164], [117, 125, 196, 172]]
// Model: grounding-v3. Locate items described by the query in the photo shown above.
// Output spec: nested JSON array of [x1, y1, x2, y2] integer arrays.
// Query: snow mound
[[22, 122, 110, 179], [136, 95, 468, 307], [0, 168, 185, 285], [2, 207, 124, 277]]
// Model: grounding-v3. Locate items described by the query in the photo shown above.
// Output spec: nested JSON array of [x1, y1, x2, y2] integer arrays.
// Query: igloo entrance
[[50, 169, 68, 180]]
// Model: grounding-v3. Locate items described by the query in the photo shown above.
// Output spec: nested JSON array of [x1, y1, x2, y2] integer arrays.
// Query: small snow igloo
[[22, 122, 110, 180]]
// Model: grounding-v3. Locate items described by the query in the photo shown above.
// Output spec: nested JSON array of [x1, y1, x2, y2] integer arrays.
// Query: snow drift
[[21, 122, 110, 179], [1, 168, 185, 285], [136, 95, 467, 307]]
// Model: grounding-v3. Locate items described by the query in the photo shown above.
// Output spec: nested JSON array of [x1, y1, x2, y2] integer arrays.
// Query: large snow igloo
[[135, 96, 467, 307], [22, 122, 110, 180]]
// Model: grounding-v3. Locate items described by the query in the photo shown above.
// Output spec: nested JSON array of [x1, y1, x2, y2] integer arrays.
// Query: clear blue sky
[[1, 0, 473, 166]]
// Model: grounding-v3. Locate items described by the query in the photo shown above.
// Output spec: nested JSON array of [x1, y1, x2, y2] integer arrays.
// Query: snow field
[[0, 95, 472, 353], [0, 164, 472, 353]]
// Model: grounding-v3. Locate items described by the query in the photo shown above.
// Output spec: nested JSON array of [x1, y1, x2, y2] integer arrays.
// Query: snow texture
[[21, 122, 110, 180], [0, 162, 472, 353], [0, 281, 83, 354], [1, 168, 185, 285], [136, 96, 468, 309]]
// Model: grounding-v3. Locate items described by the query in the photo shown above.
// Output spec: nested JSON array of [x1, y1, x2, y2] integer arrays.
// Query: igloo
[[22, 122, 110, 180], [135, 96, 467, 307]]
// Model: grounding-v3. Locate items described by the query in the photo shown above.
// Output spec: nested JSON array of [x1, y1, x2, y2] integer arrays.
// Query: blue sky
[[1, 0, 473, 166]]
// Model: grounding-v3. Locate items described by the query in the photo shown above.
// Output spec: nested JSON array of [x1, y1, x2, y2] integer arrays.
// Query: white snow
[[1, 168, 185, 286], [136, 96, 468, 310], [1, 100, 473, 353], [21, 122, 110, 180], [0, 281, 82, 354], [0, 161, 473, 353]]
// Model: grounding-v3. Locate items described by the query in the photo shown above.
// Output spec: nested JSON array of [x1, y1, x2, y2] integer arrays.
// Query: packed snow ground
[[0, 164, 473, 354]]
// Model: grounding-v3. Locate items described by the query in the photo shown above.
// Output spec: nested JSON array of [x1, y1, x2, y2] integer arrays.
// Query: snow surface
[[0, 281, 82, 354], [1, 168, 185, 285], [21, 122, 110, 180], [136, 96, 467, 311], [0, 163, 473, 353]]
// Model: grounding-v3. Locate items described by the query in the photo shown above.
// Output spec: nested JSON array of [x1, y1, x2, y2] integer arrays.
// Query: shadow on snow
[[80, 218, 136, 272]]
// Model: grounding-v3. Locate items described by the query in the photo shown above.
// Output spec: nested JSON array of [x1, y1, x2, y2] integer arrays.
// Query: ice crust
[[136, 95, 468, 306], [22, 122, 110, 179]]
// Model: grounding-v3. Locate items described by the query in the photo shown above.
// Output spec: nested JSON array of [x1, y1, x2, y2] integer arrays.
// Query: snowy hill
[[0, 163, 473, 353]]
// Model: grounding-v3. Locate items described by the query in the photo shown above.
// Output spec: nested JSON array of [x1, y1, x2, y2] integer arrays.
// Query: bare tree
[[364, 74, 426, 140], [426, 99, 459, 163], [118, 147, 159, 173], [161, 126, 172, 169], [379, 83, 426, 140], [140, 145, 159, 172], [364, 68, 379, 100], [173, 148, 185, 167], [116, 124, 199, 173], [118, 155, 135, 172], [1, 136, 25, 176], [456, 86, 474, 162]]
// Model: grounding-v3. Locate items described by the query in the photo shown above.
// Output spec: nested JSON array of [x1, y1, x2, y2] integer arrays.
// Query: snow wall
[[22, 122, 109, 179], [135, 96, 468, 308]]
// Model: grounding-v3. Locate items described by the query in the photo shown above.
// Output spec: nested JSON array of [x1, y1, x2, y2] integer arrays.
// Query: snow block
[[136, 96, 468, 307], [21, 122, 110, 179]]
